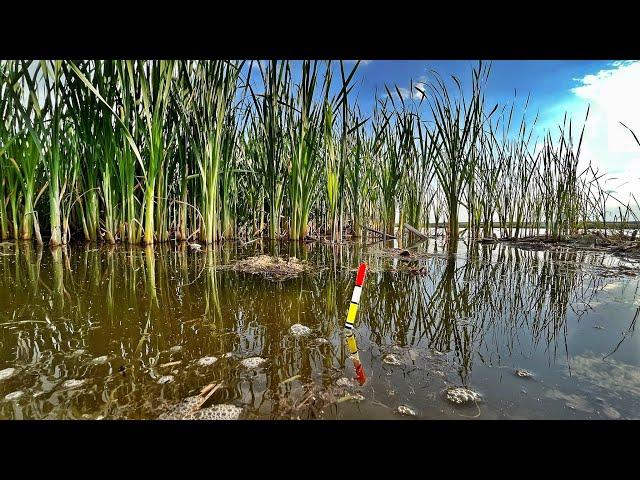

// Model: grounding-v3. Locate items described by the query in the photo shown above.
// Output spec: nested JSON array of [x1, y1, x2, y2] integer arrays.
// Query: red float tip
[[355, 362, 366, 385], [355, 263, 367, 287]]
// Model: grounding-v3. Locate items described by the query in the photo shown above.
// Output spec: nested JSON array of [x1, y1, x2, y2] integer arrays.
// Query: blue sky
[[246, 60, 640, 214], [350, 60, 640, 207]]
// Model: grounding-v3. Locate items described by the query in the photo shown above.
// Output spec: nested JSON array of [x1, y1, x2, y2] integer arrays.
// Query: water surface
[[0, 239, 638, 419]]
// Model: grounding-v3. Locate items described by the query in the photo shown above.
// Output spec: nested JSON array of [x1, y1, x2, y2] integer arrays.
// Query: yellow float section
[[346, 302, 358, 325], [346, 334, 358, 355]]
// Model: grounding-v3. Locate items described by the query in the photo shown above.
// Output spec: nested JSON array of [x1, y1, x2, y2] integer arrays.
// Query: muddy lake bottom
[[0, 238, 639, 420]]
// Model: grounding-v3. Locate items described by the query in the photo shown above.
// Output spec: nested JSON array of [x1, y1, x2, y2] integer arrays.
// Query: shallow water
[[0, 239, 638, 420]]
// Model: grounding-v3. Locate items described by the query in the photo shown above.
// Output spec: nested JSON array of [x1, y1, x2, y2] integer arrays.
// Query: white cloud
[[385, 82, 426, 101], [569, 61, 640, 216], [571, 60, 640, 154]]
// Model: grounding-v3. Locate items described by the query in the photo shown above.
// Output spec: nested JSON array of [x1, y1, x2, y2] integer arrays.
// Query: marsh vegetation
[[2, 60, 638, 248]]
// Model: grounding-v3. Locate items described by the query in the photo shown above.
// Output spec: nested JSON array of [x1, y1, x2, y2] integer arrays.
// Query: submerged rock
[[159, 396, 242, 420], [159, 396, 200, 418], [396, 405, 417, 416], [240, 357, 266, 369], [383, 354, 403, 366], [62, 379, 86, 389], [197, 356, 219, 367], [191, 404, 243, 420], [91, 355, 109, 365], [290, 324, 312, 337], [4, 391, 24, 401], [157, 375, 175, 384], [515, 369, 533, 378], [0, 367, 17, 381], [445, 387, 481, 405]]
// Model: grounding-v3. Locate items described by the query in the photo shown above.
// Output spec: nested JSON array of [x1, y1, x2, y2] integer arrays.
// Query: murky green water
[[0, 239, 638, 419]]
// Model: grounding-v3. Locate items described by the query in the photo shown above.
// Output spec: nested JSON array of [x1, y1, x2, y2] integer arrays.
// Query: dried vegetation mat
[[221, 255, 314, 280]]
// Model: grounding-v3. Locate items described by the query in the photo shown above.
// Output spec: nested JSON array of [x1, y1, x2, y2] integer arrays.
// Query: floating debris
[[594, 325, 605, 330], [62, 379, 86, 389], [159, 360, 182, 368], [336, 393, 365, 403], [396, 405, 417, 416], [515, 369, 533, 378], [170, 346, 182, 353], [189, 243, 202, 251], [197, 356, 218, 367], [0, 367, 16, 381], [336, 377, 356, 389], [369, 248, 431, 261], [157, 375, 175, 384], [91, 355, 108, 365], [313, 338, 329, 345], [240, 357, 266, 369], [224, 255, 312, 280], [4, 391, 24, 401], [383, 354, 403, 366], [279, 374, 302, 385], [290, 324, 312, 337], [445, 387, 481, 405], [72, 349, 86, 357], [222, 352, 234, 358]]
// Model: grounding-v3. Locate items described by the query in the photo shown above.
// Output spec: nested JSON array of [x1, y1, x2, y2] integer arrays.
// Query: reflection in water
[[0, 239, 638, 419]]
